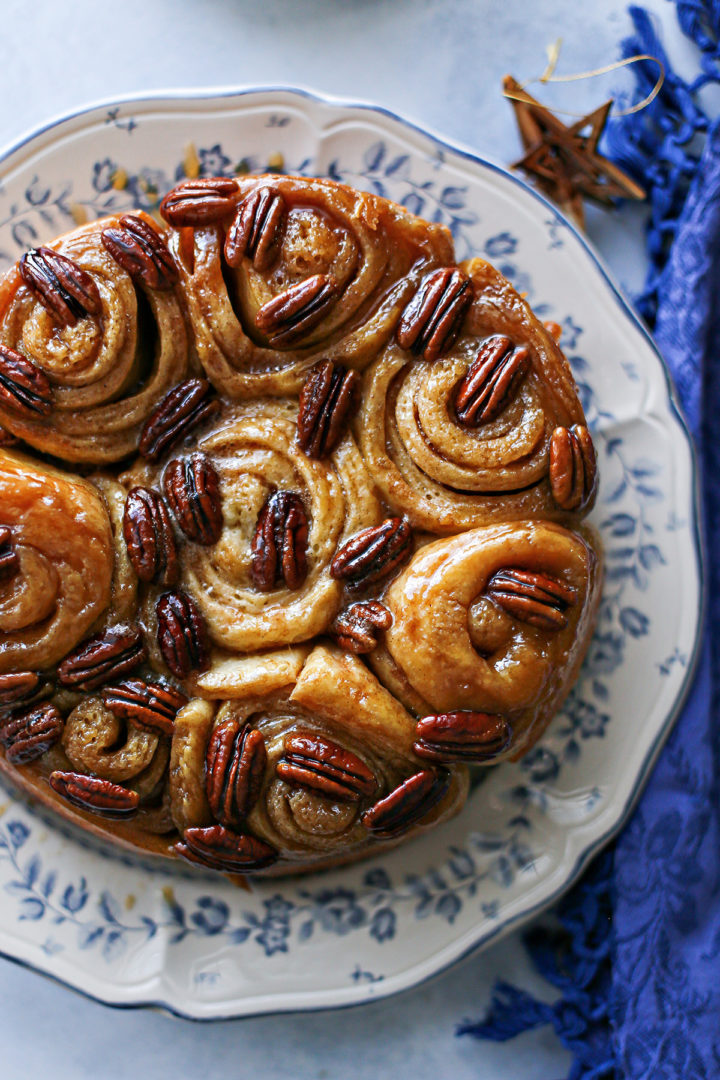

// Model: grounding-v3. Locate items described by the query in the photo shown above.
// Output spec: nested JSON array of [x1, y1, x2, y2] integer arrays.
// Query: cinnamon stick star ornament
[[503, 74, 645, 229]]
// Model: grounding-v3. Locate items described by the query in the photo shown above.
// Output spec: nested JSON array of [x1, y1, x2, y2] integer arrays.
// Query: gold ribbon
[[504, 38, 665, 118]]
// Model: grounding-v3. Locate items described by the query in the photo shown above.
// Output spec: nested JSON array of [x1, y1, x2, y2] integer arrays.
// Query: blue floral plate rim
[[0, 85, 704, 1019]]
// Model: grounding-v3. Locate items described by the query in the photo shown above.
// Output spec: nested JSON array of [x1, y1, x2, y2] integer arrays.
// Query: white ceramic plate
[[0, 88, 702, 1019]]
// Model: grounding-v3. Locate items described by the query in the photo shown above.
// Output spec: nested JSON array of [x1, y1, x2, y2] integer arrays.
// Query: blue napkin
[[458, 6, 720, 1077]]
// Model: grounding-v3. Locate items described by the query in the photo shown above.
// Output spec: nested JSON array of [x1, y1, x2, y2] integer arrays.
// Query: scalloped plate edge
[[0, 85, 705, 1019]]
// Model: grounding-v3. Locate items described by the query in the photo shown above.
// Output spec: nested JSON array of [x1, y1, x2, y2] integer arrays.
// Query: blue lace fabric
[[459, 5, 720, 1076]]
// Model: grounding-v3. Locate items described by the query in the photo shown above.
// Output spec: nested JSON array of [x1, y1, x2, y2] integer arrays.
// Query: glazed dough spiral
[[169, 174, 454, 397], [0, 449, 114, 672], [62, 696, 166, 790], [357, 258, 590, 534], [370, 521, 602, 760], [0, 217, 190, 463], [156, 399, 382, 656], [173, 646, 468, 872]]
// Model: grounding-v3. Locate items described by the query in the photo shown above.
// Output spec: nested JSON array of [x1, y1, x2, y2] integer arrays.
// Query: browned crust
[[0, 174, 600, 880]]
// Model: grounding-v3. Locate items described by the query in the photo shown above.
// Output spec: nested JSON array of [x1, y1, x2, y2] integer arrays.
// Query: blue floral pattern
[[0, 95, 701, 1015], [0, 810, 543, 959]]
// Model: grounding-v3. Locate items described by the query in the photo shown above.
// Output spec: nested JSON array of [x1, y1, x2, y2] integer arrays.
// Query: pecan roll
[[62, 696, 166, 787], [357, 259, 595, 533], [0, 216, 189, 463], [59, 695, 171, 831], [174, 645, 467, 875], [0, 450, 114, 672], [370, 521, 603, 761], [135, 399, 382, 659], [166, 174, 454, 398]]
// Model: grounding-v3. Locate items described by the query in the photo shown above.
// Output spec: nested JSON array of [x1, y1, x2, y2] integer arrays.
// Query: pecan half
[[163, 453, 223, 546], [57, 627, 146, 691], [0, 525, 20, 584], [330, 599, 392, 654], [101, 214, 178, 290], [549, 424, 597, 510], [396, 267, 472, 362], [0, 671, 44, 710], [159, 177, 240, 227], [277, 732, 377, 802], [255, 274, 338, 347], [156, 590, 210, 678], [251, 491, 308, 592], [139, 378, 219, 463], [224, 185, 286, 271], [413, 711, 512, 763], [486, 568, 578, 630], [361, 769, 450, 839], [49, 770, 139, 817], [123, 487, 178, 585], [19, 247, 101, 327], [330, 518, 412, 587], [102, 679, 188, 738], [177, 825, 278, 873], [0, 343, 53, 418], [297, 360, 361, 459], [205, 719, 267, 827], [0, 703, 63, 764], [455, 335, 530, 426]]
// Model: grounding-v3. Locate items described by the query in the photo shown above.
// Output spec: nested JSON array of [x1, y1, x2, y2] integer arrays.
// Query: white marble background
[[0, 1, 692, 1076]]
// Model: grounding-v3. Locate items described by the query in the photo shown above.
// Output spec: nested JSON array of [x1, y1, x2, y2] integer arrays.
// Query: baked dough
[[0, 174, 602, 876]]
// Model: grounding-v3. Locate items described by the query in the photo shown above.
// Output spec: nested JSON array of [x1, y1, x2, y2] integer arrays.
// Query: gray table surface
[[0, 1, 687, 1076]]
